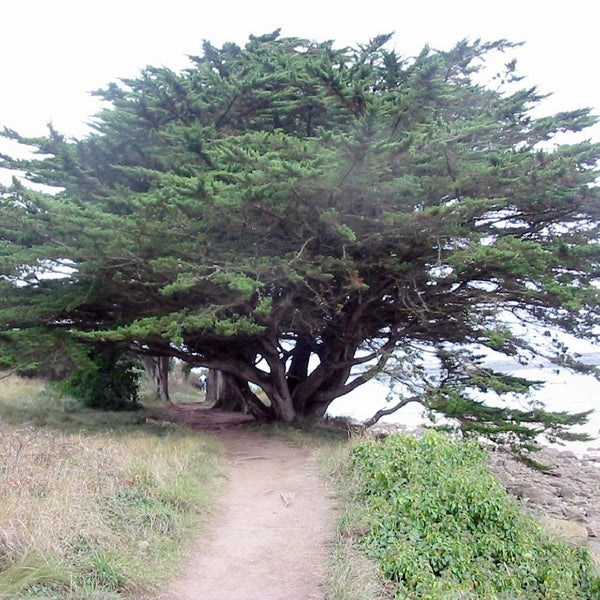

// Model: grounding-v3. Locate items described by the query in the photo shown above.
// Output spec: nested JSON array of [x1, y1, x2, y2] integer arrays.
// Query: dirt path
[[161, 426, 336, 600]]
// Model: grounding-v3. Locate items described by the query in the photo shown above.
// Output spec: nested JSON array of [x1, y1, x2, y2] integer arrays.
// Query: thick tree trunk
[[270, 391, 297, 422], [258, 338, 297, 422], [141, 355, 173, 405], [206, 369, 275, 420], [287, 337, 311, 396], [304, 397, 331, 419], [207, 369, 246, 412]]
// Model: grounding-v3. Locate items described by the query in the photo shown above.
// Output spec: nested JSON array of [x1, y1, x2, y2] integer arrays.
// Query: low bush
[[348, 431, 600, 599], [61, 346, 141, 411]]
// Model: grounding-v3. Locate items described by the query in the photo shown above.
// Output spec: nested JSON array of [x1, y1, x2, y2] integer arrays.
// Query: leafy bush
[[350, 432, 600, 599], [62, 346, 141, 410]]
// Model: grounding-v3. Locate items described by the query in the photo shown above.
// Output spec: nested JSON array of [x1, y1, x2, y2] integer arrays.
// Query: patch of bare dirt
[[153, 403, 256, 430], [157, 406, 336, 600]]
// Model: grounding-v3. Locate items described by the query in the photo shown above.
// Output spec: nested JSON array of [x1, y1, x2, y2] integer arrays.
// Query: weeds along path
[[162, 426, 335, 600]]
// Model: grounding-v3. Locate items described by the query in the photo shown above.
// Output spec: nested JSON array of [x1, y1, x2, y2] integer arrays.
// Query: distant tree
[[203, 368, 269, 416], [206, 370, 243, 411], [139, 355, 173, 404], [1, 33, 598, 446]]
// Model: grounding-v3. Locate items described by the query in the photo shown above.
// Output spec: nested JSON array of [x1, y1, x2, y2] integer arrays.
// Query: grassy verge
[[320, 439, 393, 600], [325, 430, 600, 600], [0, 375, 223, 599]]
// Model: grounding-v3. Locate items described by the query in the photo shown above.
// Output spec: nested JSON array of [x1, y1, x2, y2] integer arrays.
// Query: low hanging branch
[[363, 394, 423, 428]]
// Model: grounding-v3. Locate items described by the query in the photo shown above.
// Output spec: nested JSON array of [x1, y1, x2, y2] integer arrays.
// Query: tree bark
[[259, 338, 297, 422], [207, 369, 245, 412], [207, 369, 274, 420], [362, 395, 421, 428], [141, 355, 173, 405], [270, 390, 296, 422], [287, 337, 311, 395]]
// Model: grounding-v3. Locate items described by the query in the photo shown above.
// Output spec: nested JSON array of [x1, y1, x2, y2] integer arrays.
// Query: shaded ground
[[154, 402, 256, 430], [158, 405, 336, 600]]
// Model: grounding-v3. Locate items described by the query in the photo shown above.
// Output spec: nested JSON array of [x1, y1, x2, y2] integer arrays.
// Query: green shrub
[[61, 346, 140, 411], [350, 431, 600, 599]]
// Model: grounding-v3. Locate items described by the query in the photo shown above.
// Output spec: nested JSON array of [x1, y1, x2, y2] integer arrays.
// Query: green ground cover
[[339, 431, 600, 599]]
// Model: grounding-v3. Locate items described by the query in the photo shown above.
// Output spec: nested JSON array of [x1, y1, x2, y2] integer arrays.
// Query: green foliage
[[61, 346, 141, 411], [349, 432, 600, 599], [381, 344, 594, 456], [0, 329, 79, 380]]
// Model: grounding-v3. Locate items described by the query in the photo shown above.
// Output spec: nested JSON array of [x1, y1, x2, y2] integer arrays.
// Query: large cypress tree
[[1, 32, 598, 444]]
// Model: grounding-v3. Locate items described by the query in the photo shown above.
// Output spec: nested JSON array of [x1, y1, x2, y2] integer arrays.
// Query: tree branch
[[166, 346, 271, 389], [363, 394, 422, 428]]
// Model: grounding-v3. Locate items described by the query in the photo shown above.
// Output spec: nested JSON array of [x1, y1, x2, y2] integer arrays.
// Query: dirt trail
[[161, 425, 336, 600]]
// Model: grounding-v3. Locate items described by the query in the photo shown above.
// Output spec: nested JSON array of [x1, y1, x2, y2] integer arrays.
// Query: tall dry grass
[[0, 374, 223, 599]]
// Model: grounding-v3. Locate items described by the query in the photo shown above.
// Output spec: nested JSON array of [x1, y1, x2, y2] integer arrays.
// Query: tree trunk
[[305, 397, 331, 419], [207, 369, 245, 412], [141, 355, 173, 405], [287, 337, 311, 396], [206, 369, 274, 420], [271, 392, 296, 422]]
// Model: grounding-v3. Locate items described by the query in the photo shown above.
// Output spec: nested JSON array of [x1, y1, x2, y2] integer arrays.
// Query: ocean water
[[328, 354, 600, 456]]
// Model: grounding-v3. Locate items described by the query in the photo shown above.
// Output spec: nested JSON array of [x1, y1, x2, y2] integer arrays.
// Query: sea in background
[[328, 352, 600, 457]]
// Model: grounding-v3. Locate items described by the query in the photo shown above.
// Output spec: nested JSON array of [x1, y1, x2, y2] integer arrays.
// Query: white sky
[[0, 0, 599, 141]]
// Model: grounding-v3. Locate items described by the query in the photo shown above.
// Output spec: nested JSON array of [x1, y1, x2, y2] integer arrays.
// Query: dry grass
[[0, 374, 46, 405], [0, 374, 223, 599], [317, 437, 393, 600]]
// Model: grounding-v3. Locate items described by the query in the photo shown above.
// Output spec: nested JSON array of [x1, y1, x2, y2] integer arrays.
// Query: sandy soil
[[158, 410, 335, 600]]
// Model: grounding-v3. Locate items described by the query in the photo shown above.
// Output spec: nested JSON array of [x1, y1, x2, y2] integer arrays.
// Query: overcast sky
[[1, 0, 599, 141]]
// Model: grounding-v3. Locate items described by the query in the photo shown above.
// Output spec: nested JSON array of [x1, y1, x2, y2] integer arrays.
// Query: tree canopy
[[1, 32, 599, 444]]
